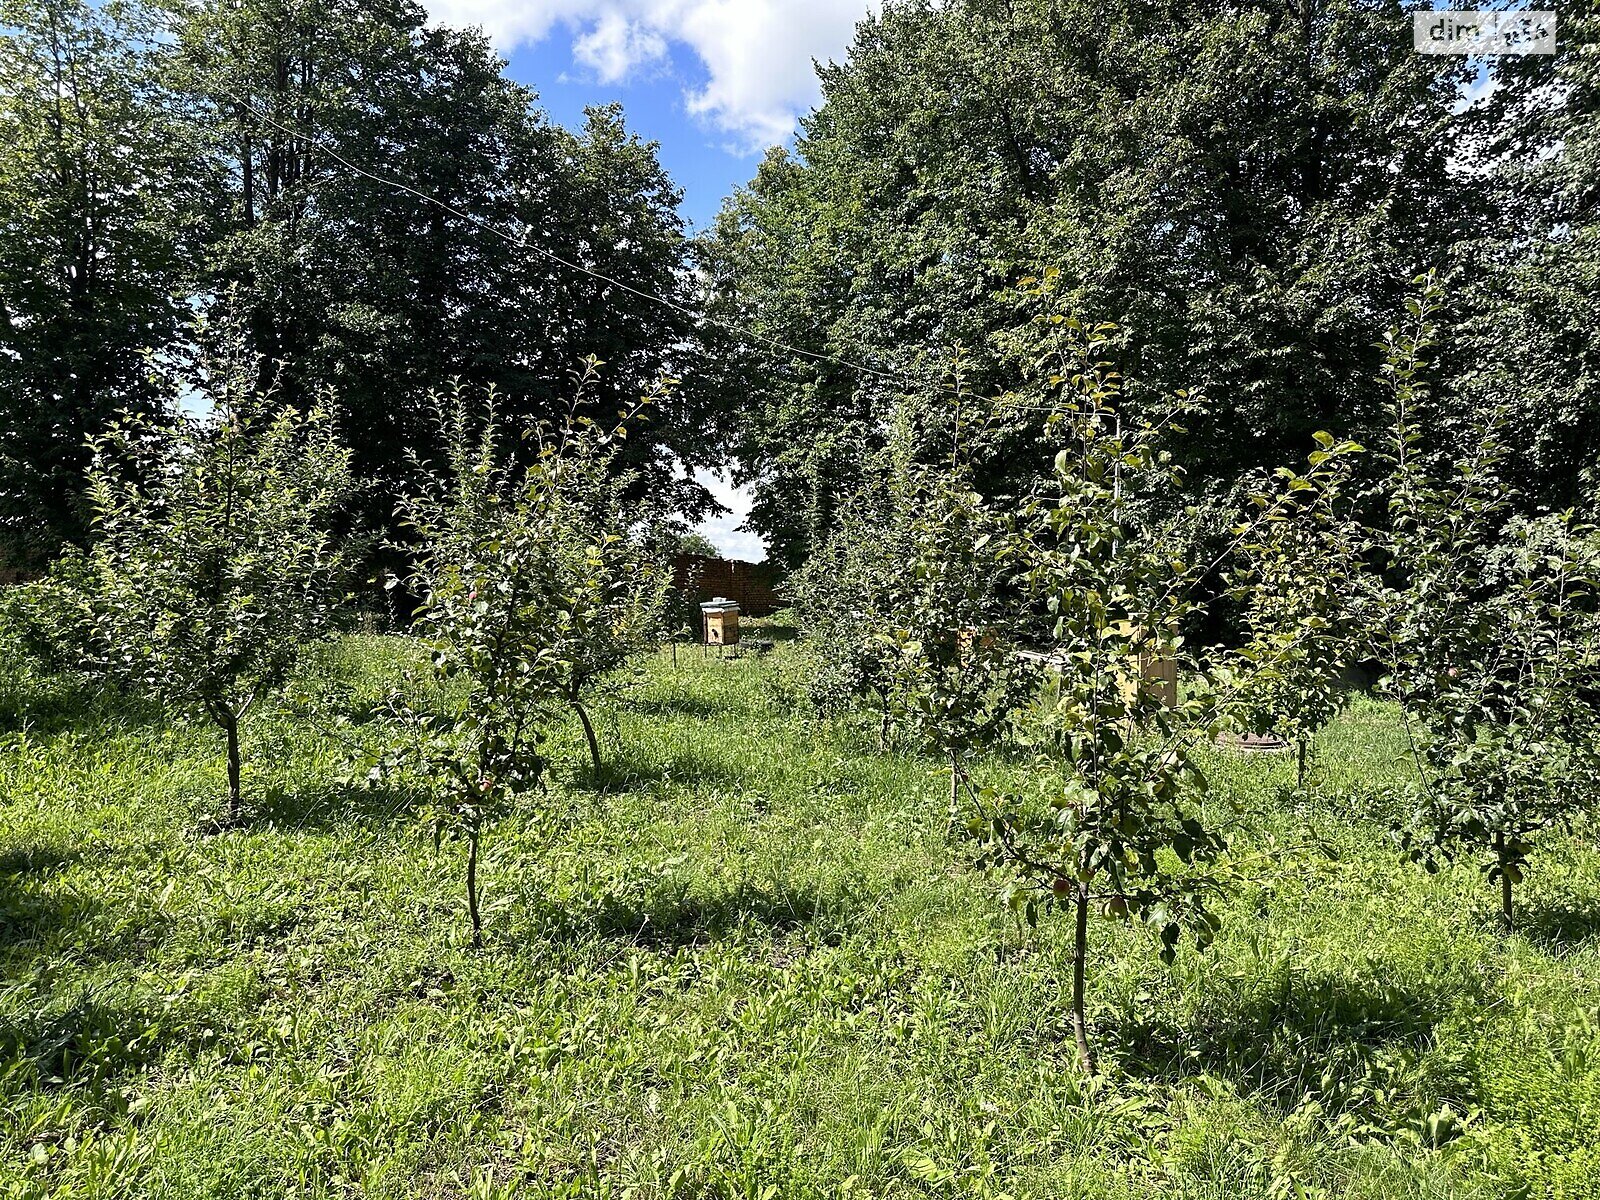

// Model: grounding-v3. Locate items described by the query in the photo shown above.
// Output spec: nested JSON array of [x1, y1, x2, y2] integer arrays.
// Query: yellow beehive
[[701, 598, 741, 646], [1113, 623, 1179, 710]]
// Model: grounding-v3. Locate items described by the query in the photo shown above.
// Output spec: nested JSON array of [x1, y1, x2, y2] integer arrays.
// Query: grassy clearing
[[2, 636, 1598, 1198]]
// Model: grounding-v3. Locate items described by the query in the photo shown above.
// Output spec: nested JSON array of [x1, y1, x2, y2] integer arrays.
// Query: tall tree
[[169, 0, 716, 549], [1449, 6, 1600, 511], [705, 0, 1477, 567], [0, 0, 204, 572]]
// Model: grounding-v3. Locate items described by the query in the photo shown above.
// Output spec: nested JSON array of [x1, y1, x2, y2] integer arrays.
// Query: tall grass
[[1, 639, 1596, 1198]]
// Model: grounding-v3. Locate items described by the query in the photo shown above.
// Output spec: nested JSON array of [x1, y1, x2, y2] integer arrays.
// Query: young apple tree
[[1370, 279, 1600, 931], [386, 376, 662, 945], [1231, 436, 1365, 789], [968, 280, 1361, 1072], [790, 473, 914, 746], [550, 481, 672, 777], [82, 352, 351, 825], [874, 421, 1039, 822]]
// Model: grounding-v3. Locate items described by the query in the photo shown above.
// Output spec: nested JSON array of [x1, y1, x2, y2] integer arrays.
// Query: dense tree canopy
[[705, 0, 1481, 566], [171, 0, 716, 524], [0, 0, 208, 572], [4, 0, 1595, 580], [1, 0, 718, 573], [1448, 5, 1600, 510]]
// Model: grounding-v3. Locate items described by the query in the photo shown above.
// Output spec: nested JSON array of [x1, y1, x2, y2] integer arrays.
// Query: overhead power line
[[134, 6, 1138, 421], [226, 92, 924, 393]]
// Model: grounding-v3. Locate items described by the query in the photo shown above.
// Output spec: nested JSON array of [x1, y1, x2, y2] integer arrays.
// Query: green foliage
[[383, 387, 567, 947], [382, 375, 666, 944], [0, 550, 99, 679], [0, 0, 207, 570], [967, 280, 1364, 1072], [558, 518, 671, 775], [706, 0, 1476, 566], [79, 341, 352, 821], [0, 553, 111, 729], [973, 306, 1222, 1072], [545, 411, 674, 776], [790, 388, 1039, 785], [6, 639, 1600, 1197], [166, 0, 719, 564], [1369, 277, 1600, 930], [1232, 433, 1366, 787], [660, 568, 705, 659], [788, 470, 910, 732], [676, 532, 720, 559], [877, 437, 1039, 814], [1474, 1007, 1600, 1198], [1451, 11, 1600, 512], [0, 0, 725, 573]]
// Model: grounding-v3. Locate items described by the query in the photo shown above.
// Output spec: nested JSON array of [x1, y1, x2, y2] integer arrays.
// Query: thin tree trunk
[[1297, 736, 1308, 790], [466, 820, 483, 948], [223, 713, 242, 823], [239, 108, 255, 227], [574, 700, 601, 776], [948, 749, 962, 826], [671, 640, 677, 668], [1072, 883, 1096, 1074], [1495, 833, 1514, 932]]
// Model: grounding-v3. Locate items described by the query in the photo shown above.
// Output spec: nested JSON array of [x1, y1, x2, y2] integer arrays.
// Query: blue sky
[[500, 36, 749, 234], [420, 3, 881, 559], [425, 1, 880, 229]]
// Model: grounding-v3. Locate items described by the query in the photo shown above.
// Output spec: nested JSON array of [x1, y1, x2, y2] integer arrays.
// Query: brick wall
[[671, 554, 785, 617]]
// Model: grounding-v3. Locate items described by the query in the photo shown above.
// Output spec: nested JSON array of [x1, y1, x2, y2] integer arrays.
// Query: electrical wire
[[224, 91, 932, 394], [123, 5, 1130, 417]]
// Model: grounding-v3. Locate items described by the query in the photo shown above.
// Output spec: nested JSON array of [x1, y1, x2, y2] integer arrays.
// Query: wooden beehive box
[[957, 627, 999, 658], [701, 598, 741, 646], [1138, 648, 1178, 709], [1113, 624, 1179, 710]]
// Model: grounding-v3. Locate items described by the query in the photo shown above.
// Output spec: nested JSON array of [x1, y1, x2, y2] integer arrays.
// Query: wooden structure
[[1137, 648, 1179, 709], [1020, 631, 1179, 713], [701, 598, 741, 646], [957, 627, 999, 657]]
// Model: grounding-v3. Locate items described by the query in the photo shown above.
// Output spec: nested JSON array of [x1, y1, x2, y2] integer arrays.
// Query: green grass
[[3, 637, 1599, 1198]]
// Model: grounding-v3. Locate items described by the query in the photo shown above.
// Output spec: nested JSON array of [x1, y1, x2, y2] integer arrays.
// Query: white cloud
[[693, 468, 766, 561], [425, 0, 568, 49], [573, 11, 667, 84], [423, 1, 878, 152]]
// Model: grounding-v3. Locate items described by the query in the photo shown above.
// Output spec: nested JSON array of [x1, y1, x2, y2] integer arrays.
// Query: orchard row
[[5, 279, 1598, 1073]]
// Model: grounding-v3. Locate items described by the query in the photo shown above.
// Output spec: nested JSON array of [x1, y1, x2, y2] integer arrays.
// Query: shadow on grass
[[750, 624, 798, 644], [600, 883, 832, 948], [0, 993, 206, 1090], [540, 879, 846, 949], [0, 681, 164, 740], [243, 784, 428, 832], [0, 843, 81, 877], [570, 747, 747, 795], [1517, 901, 1600, 951], [0, 881, 101, 950], [2, 846, 98, 956], [0, 885, 174, 981], [1106, 968, 1461, 1114], [625, 692, 734, 720]]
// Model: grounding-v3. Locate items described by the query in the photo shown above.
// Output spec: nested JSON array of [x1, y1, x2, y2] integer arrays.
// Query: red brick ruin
[[671, 554, 784, 617]]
